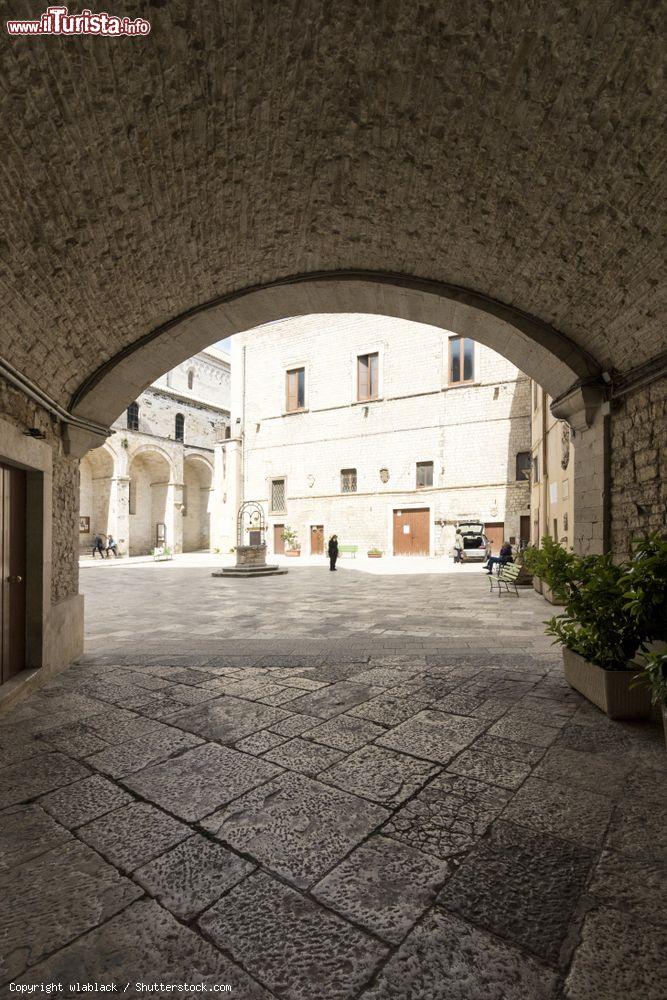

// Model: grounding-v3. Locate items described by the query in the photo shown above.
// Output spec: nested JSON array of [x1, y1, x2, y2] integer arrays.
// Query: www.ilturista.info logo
[[6, 5, 151, 35]]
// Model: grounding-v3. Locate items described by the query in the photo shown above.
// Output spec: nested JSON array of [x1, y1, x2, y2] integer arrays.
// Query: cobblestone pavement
[[1, 566, 665, 998]]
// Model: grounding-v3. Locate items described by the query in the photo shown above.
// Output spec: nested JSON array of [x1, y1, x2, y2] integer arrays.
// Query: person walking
[[91, 533, 106, 558], [453, 529, 464, 565], [486, 540, 513, 575], [328, 534, 339, 571], [106, 534, 119, 558]]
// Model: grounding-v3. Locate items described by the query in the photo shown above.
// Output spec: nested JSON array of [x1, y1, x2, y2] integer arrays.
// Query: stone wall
[[610, 377, 667, 557], [0, 376, 78, 603], [233, 315, 531, 556]]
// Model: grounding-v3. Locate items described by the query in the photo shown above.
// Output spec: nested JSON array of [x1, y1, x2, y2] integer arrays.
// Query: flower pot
[[562, 648, 652, 720], [285, 549, 301, 557], [367, 552, 382, 558], [533, 576, 543, 595]]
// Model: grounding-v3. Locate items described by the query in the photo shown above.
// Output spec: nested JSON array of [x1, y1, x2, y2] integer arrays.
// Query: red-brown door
[[485, 522, 505, 555], [273, 524, 285, 555], [393, 508, 430, 555], [1, 463, 27, 684], [520, 515, 531, 546], [310, 525, 324, 555]]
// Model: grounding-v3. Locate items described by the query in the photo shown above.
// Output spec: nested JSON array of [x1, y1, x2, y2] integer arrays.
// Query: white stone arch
[[78, 441, 118, 551], [127, 446, 174, 556], [183, 453, 214, 552]]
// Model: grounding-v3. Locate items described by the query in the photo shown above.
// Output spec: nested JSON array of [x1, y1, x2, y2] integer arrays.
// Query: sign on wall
[[79, 516, 90, 533]]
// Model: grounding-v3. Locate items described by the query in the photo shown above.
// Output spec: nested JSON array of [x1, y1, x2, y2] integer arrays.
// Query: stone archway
[[127, 448, 174, 556], [78, 444, 116, 553], [183, 455, 214, 553]]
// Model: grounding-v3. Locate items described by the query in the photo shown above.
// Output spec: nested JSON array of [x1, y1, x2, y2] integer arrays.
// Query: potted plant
[[281, 526, 301, 556], [522, 537, 574, 604], [544, 535, 667, 719], [367, 547, 383, 558]]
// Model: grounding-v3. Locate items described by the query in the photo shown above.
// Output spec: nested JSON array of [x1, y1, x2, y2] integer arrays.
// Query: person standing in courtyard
[[92, 533, 106, 558], [106, 534, 119, 558], [328, 534, 339, 571], [453, 529, 464, 564]]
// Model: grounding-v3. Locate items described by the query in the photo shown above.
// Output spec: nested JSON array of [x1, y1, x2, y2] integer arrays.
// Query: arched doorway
[[183, 455, 213, 552], [78, 445, 116, 553], [127, 449, 173, 556]]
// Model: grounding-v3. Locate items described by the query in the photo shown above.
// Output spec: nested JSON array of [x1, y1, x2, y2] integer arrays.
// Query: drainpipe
[[541, 389, 549, 540]]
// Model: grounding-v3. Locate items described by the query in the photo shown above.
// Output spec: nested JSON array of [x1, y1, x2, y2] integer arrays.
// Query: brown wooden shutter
[[369, 353, 378, 397]]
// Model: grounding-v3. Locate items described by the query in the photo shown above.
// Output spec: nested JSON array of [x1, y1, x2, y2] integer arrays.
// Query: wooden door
[[393, 508, 429, 556], [310, 525, 324, 555], [1, 463, 27, 684], [485, 522, 505, 555], [520, 515, 531, 546], [273, 524, 285, 555]]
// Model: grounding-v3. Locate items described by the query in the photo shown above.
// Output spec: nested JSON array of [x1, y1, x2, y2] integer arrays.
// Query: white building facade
[[79, 349, 230, 556], [217, 315, 531, 558]]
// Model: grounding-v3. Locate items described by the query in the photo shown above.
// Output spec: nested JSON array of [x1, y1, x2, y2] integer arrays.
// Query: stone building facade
[[217, 316, 531, 558], [79, 349, 230, 557], [530, 382, 575, 549]]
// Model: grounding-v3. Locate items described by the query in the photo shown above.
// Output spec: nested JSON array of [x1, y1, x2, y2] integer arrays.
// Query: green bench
[[338, 544, 358, 558], [489, 561, 521, 597]]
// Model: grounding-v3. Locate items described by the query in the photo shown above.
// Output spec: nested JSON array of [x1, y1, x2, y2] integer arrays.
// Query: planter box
[[533, 576, 543, 595], [562, 648, 652, 720], [543, 584, 566, 606], [367, 552, 382, 558], [285, 550, 301, 557], [663, 706, 667, 753]]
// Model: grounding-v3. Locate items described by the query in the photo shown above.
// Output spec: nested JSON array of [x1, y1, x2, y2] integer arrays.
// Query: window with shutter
[[341, 468, 357, 493], [127, 402, 139, 431], [271, 478, 286, 512], [285, 368, 305, 411], [416, 461, 434, 488], [449, 338, 475, 384], [357, 353, 379, 400], [516, 452, 531, 480]]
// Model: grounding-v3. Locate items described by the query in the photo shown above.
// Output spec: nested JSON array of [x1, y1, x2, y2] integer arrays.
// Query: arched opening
[[78, 445, 115, 554], [127, 449, 173, 556], [183, 455, 213, 553]]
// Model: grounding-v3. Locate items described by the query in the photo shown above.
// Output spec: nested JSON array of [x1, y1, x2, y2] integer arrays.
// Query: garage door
[[393, 508, 430, 556], [484, 522, 505, 555]]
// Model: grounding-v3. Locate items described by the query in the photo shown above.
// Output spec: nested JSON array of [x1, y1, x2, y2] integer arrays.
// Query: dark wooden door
[[310, 525, 324, 555], [393, 508, 429, 555], [273, 524, 285, 555], [485, 522, 505, 554], [1, 463, 27, 684], [520, 515, 531, 546]]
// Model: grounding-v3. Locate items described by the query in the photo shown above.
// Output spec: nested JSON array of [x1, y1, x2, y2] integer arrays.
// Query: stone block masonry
[[610, 379, 667, 557]]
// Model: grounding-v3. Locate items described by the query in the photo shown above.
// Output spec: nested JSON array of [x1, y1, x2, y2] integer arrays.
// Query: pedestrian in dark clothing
[[106, 534, 119, 558], [328, 534, 339, 571], [92, 534, 106, 558], [486, 541, 513, 575]]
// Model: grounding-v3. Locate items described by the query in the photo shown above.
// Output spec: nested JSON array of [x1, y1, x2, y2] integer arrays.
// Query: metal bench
[[338, 545, 358, 558], [489, 561, 521, 597]]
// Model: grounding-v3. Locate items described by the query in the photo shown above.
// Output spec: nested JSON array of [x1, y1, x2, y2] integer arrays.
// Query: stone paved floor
[[1, 565, 666, 998]]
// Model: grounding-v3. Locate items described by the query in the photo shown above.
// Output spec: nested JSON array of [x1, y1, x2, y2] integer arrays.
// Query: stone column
[[113, 476, 130, 556], [552, 383, 609, 555]]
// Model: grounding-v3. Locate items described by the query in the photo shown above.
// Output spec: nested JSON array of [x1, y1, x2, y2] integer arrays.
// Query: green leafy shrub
[[521, 537, 576, 600], [636, 650, 667, 708], [621, 533, 667, 644], [545, 534, 667, 671], [281, 526, 300, 550]]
